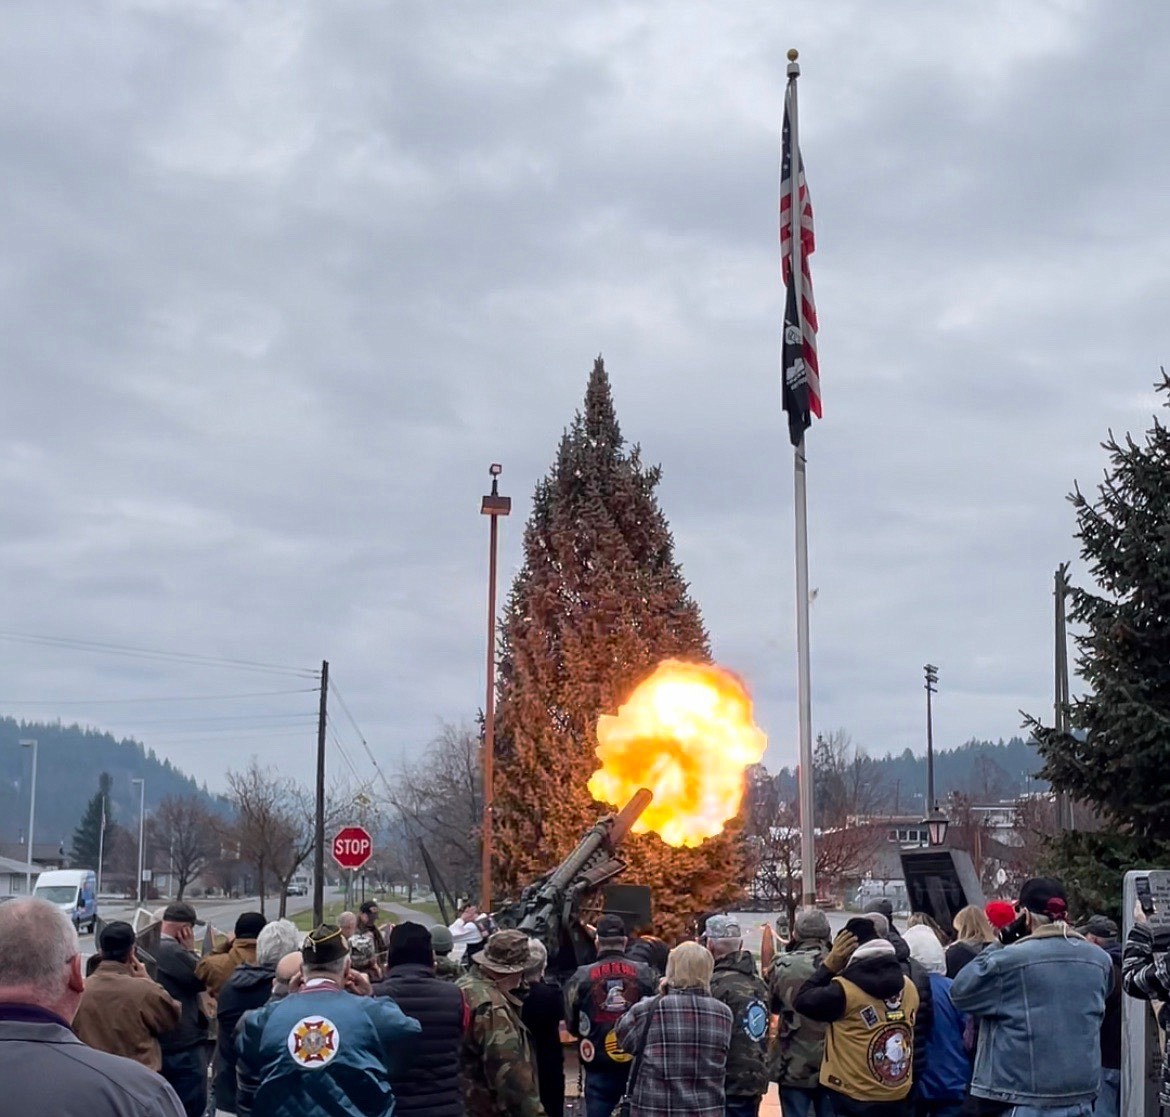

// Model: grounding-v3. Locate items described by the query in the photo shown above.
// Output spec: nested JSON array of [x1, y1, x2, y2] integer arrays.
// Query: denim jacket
[[950, 924, 1113, 1107]]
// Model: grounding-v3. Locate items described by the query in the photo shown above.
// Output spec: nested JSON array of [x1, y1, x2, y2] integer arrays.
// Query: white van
[[33, 869, 98, 933]]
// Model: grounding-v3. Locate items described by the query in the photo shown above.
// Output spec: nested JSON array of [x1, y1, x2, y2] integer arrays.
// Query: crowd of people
[[0, 877, 1158, 1117]]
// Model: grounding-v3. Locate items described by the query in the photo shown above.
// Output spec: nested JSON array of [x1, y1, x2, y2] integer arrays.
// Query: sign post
[[332, 826, 373, 873]]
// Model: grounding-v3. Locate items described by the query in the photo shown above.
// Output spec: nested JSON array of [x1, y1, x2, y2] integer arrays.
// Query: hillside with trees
[[0, 717, 224, 850]]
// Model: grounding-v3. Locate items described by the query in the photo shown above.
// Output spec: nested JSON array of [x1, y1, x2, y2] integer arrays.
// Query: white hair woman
[[614, 941, 733, 1116]]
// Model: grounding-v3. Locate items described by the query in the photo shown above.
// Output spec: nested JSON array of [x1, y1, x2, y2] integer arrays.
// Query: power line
[[328, 677, 396, 800], [0, 631, 319, 678], [0, 688, 317, 706], [96, 711, 318, 727]]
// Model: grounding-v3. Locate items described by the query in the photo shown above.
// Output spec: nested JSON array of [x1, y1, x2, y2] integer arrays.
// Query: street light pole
[[480, 463, 511, 914], [19, 739, 37, 894], [131, 778, 145, 905], [924, 665, 939, 811]]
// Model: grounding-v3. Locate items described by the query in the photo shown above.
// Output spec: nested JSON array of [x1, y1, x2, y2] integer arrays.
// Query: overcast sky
[[3, 0, 1168, 797]]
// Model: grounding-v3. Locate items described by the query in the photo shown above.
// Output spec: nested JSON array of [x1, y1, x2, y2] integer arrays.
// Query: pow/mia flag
[[782, 281, 812, 447]]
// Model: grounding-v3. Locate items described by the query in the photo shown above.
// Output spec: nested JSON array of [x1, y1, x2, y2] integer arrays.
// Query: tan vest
[[819, 973, 919, 1102]]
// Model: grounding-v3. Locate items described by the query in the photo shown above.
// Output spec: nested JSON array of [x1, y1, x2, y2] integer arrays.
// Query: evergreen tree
[[1030, 376, 1170, 914], [492, 357, 745, 937], [71, 772, 113, 868]]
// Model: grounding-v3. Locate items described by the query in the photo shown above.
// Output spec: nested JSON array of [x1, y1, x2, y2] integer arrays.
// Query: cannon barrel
[[511, 788, 653, 952]]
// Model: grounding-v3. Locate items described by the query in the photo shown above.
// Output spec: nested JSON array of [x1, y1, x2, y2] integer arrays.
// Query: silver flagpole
[[787, 49, 817, 907]]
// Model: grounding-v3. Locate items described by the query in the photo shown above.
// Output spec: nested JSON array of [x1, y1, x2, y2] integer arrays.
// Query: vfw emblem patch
[[287, 1016, 340, 1069]]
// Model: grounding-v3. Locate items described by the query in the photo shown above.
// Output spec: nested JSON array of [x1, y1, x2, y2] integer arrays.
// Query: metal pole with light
[[924, 664, 938, 811], [480, 463, 511, 914], [925, 808, 950, 847], [131, 778, 146, 905], [19, 739, 37, 893]]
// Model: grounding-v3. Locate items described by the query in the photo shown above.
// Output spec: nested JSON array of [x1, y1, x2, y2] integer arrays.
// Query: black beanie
[[235, 912, 267, 939], [388, 921, 434, 968], [845, 916, 881, 946]]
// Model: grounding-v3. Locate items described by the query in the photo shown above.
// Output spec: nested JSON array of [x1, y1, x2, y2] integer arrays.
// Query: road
[[80, 890, 439, 959], [80, 889, 337, 960]]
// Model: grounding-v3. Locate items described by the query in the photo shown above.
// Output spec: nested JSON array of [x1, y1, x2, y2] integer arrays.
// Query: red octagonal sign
[[332, 825, 373, 870]]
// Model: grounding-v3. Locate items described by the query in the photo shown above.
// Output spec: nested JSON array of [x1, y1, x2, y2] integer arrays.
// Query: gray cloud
[[2, 0, 1169, 795]]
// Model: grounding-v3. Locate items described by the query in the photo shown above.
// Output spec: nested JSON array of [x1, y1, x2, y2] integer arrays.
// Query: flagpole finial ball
[[787, 48, 799, 61]]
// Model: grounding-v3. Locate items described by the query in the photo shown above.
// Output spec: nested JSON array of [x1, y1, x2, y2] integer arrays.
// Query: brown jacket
[[196, 937, 258, 996], [72, 959, 181, 1070]]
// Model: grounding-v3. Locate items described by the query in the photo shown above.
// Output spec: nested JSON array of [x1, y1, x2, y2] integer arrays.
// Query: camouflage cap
[[478, 929, 531, 974], [703, 914, 742, 940], [348, 931, 377, 968]]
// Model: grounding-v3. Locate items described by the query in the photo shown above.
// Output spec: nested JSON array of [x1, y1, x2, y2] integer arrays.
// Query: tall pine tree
[[1031, 376, 1170, 913], [72, 772, 113, 868], [492, 357, 745, 937]]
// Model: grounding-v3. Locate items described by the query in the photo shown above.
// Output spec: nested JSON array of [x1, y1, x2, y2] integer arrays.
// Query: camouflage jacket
[[456, 965, 547, 1117], [434, 955, 462, 982], [768, 937, 830, 1088], [710, 950, 771, 1098]]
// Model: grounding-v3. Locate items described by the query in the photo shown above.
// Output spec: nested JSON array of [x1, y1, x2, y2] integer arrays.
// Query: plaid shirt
[[614, 988, 732, 1117]]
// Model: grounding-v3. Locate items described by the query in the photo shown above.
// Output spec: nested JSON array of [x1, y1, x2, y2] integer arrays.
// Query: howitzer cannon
[[495, 787, 653, 972]]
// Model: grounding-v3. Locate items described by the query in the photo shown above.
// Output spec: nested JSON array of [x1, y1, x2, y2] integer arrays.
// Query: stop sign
[[332, 825, 373, 870]]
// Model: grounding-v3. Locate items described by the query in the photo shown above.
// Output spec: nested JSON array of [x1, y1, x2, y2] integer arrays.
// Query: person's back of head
[[0, 898, 83, 1020], [866, 911, 890, 939], [274, 951, 302, 987], [257, 920, 301, 968], [665, 941, 714, 993], [953, 904, 997, 944], [338, 912, 357, 937], [429, 925, 454, 957], [97, 921, 137, 965], [903, 924, 946, 975], [792, 907, 831, 945]]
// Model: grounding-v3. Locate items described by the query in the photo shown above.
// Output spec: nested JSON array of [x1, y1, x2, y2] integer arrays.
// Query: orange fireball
[[587, 659, 767, 848]]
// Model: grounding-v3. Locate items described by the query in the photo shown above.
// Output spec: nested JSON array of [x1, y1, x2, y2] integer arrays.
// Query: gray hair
[[303, 955, 348, 979], [707, 936, 742, 958], [524, 937, 548, 982], [338, 912, 357, 934], [0, 898, 78, 1002], [257, 919, 302, 967], [866, 911, 890, 939]]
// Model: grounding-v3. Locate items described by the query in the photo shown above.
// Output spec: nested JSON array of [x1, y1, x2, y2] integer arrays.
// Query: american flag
[[780, 78, 820, 447]]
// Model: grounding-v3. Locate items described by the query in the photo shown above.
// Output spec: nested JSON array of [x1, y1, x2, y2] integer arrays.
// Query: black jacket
[[792, 951, 908, 1022], [1099, 938, 1122, 1071], [214, 962, 274, 1113], [889, 925, 933, 1088], [710, 950, 770, 1098], [372, 962, 466, 1116], [521, 979, 565, 1117], [153, 935, 208, 1054]]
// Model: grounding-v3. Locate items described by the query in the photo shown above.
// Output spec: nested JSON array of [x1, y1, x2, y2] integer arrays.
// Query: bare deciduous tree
[[151, 795, 220, 900], [389, 722, 481, 901]]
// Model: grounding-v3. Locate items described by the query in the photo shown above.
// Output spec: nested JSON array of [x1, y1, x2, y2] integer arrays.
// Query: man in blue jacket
[[236, 923, 421, 1117], [951, 878, 1113, 1117]]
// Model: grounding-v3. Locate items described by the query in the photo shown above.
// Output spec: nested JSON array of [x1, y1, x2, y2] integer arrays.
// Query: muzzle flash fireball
[[587, 659, 768, 848]]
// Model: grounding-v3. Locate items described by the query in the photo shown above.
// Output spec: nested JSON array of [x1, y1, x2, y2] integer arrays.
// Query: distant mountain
[[0, 717, 225, 848], [774, 736, 1048, 811]]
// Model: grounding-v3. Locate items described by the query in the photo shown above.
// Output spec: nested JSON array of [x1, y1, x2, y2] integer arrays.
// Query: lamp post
[[925, 808, 950, 847], [924, 664, 939, 811], [131, 778, 145, 905], [480, 463, 511, 914], [19, 739, 37, 893]]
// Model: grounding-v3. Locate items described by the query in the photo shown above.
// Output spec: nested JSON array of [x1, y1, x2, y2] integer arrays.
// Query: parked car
[[287, 879, 309, 896]]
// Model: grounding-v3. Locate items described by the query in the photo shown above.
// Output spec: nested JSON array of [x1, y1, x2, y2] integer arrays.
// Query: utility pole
[[19, 739, 37, 894], [924, 665, 939, 812], [313, 659, 329, 927], [1054, 564, 1072, 830], [480, 464, 511, 913], [131, 777, 145, 905]]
